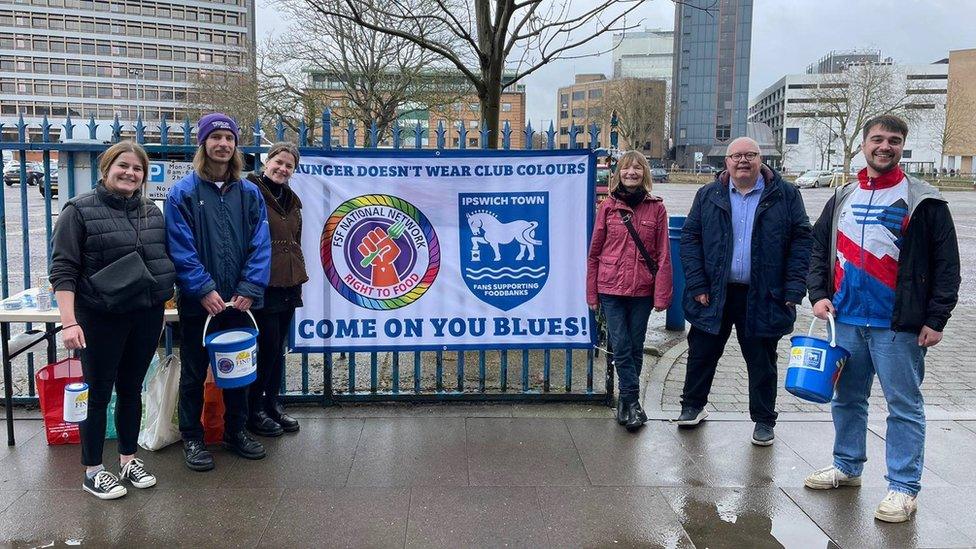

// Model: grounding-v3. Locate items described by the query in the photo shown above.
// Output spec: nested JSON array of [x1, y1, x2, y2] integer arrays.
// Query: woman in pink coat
[[587, 151, 673, 431]]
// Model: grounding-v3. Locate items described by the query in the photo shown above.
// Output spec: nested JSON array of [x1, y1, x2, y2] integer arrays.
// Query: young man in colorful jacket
[[804, 114, 960, 523]]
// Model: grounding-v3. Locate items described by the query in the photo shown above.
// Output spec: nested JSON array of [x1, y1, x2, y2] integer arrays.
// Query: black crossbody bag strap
[[618, 210, 658, 276]]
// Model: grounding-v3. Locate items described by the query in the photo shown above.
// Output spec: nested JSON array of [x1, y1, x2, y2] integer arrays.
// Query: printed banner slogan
[[290, 153, 592, 351]]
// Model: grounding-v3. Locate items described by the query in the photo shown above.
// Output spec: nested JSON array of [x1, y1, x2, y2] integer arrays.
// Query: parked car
[[36, 168, 59, 197], [3, 162, 46, 186], [650, 167, 669, 183], [794, 170, 833, 189], [695, 165, 718, 174]]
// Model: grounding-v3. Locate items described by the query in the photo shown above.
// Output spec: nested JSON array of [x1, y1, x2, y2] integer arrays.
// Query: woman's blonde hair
[[193, 145, 244, 182], [98, 140, 150, 194], [609, 151, 653, 193]]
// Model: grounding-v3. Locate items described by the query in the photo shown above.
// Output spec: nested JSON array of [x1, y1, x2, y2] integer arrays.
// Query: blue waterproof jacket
[[165, 172, 271, 316], [679, 165, 812, 337]]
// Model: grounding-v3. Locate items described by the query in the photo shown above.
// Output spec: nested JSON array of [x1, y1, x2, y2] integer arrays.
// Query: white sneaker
[[120, 457, 157, 489], [803, 466, 862, 490], [875, 490, 917, 523], [83, 470, 127, 500]]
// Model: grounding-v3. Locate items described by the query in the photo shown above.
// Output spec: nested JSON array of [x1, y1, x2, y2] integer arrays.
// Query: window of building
[[560, 93, 568, 104], [571, 91, 584, 101], [588, 88, 603, 99], [679, 128, 686, 139], [571, 108, 584, 118], [560, 110, 568, 119], [501, 103, 512, 112], [785, 127, 799, 145], [902, 149, 912, 159]]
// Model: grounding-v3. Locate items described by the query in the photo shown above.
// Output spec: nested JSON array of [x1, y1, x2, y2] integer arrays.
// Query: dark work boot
[[183, 440, 215, 472], [223, 430, 267, 460], [615, 399, 630, 425], [624, 401, 647, 432], [247, 410, 284, 438], [267, 401, 300, 433]]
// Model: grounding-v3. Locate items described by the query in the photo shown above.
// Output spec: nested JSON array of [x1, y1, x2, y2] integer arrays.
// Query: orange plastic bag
[[201, 369, 225, 445], [35, 358, 83, 445]]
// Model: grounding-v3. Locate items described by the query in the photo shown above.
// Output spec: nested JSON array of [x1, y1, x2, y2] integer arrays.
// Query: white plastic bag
[[138, 354, 181, 451]]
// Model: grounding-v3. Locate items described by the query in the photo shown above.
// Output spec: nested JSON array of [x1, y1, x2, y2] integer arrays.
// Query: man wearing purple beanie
[[165, 113, 272, 471]]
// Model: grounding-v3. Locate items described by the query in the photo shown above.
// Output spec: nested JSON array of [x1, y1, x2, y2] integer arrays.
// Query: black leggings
[[76, 305, 164, 466], [248, 307, 295, 414]]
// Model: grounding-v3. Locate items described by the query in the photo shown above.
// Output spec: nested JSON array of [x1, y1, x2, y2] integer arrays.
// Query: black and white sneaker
[[83, 470, 127, 500], [675, 406, 708, 427], [120, 458, 157, 489]]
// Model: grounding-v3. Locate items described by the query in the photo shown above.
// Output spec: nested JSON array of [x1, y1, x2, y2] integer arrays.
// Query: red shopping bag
[[202, 369, 225, 445], [35, 358, 83, 445]]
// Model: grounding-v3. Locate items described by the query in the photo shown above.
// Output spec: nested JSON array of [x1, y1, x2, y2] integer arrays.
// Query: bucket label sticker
[[789, 346, 825, 372], [213, 346, 256, 379]]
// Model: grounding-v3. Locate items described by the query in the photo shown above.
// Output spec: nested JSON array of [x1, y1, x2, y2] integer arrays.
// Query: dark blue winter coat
[[165, 172, 271, 316], [679, 165, 812, 337]]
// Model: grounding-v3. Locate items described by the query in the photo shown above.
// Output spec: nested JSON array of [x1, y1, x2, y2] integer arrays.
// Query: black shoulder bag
[[88, 201, 157, 311], [618, 210, 659, 276]]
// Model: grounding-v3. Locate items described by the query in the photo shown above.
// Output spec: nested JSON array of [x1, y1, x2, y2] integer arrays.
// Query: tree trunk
[[481, 73, 502, 149]]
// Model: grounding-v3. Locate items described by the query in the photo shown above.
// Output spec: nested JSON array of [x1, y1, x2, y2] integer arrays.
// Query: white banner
[[290, 151, 594, 351]]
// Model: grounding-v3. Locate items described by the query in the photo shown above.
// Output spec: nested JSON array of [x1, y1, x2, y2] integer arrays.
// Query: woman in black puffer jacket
[[50, 140, 175, 500]]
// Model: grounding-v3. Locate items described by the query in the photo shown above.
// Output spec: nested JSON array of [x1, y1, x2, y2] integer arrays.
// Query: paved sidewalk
[[651, 306, 976, 419], [1, 406, 975, 548]]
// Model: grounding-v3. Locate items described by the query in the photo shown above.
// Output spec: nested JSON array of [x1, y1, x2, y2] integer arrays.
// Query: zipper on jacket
[[860, 182, 876, 327]]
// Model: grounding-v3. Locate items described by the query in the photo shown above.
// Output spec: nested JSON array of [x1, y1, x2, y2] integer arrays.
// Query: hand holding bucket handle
[[807, 312, 838, 348], [201, 302, 259, 347]]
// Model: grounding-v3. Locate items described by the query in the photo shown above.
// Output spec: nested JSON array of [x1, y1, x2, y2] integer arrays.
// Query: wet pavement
[[1, 407, 976, 547]]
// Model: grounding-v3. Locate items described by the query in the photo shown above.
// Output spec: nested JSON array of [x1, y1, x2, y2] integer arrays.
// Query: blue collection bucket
[[785, 314, 850, 404], [202, 304, 259, 389]]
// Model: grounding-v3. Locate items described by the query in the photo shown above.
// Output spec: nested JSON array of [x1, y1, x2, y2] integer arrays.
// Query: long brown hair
[[193, 145, 244, 182], [98, 140, 150, 194], [609, 151, 653, 193]]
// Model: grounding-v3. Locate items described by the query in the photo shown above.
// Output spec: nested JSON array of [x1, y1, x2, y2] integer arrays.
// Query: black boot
[[223, 430, 267, 460], [267, 400, 300, 433], [625, 401, 647, 432], [615, 399, 630, 425], [183, 440, 215, 472], [247, 410, 284, 437]]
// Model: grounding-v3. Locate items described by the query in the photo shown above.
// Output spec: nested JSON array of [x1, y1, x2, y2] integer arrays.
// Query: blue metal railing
[[0, 110, 616, 406]]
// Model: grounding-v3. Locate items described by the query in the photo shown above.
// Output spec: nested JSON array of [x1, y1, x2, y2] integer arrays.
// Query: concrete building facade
[[612, 28, 673, 135], [670, 0, 753, 168], [749, 54, 951, 174], [946, 48, 976, 174], [0, 0, 256, 140]]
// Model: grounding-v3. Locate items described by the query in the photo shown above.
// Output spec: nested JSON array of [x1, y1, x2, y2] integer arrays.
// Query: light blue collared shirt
[[728, 175, 765, 284]]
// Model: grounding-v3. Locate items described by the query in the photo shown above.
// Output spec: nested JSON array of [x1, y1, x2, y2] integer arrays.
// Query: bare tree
[[267, 2, 468, 145], [601, 78, 666, 155], [809, 121, 835, 170], [804, 63, 919, 177], [283, 0, 664, 147], [928, 81, 976, 175]]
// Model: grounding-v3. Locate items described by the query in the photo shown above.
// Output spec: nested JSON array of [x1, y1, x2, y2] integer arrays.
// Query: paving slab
[[221, 418, 363, 489], [783, 486, 976, 548], [0, 490, 23, 515], [0, 419, 43, 461], [405, 486, 548, 548], [0, 488, 154, 545], [669, 421, 815, 488], [117, 488, 281, 547], [345, 417, 468, 487], [659, 486, 837, 548], [565, 419, 709, 487], [257, 487, 409, 548], [465, 417, 588, 486], [539, 486, 695, 548]]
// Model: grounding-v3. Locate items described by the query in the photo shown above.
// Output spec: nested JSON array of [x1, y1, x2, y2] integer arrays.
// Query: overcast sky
[[256, 0, 976, 129]]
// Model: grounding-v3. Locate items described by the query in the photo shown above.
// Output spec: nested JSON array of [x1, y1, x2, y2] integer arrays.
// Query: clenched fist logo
[[358, 226, 402, 287]]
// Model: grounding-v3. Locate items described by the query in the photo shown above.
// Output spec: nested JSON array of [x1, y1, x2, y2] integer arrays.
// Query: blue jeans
[[599, 294, 653, 403], [831, 322, 927, 496]]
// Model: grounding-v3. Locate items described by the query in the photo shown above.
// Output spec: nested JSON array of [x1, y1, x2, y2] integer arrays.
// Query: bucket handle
[[807, 312, 837, 348], [201, 303, 258, 347]]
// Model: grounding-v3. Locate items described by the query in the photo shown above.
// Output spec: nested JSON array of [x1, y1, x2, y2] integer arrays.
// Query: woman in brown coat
[[245, 142, 308, 436]]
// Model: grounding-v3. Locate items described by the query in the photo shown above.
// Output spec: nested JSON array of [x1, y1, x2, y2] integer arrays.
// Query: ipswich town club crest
[[321, 194, 440, 310], [458, 192, 549, 311]]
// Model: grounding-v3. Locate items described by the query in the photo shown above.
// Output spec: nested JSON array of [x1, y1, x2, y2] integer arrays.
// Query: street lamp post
[[127, 67, 144, 122]]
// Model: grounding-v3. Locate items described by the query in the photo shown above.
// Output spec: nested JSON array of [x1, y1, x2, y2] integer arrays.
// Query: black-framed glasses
[[727, 152, 760, 162]]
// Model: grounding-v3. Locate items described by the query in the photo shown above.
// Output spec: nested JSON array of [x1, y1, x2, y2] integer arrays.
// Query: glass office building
[[671, 0, 753, 167]]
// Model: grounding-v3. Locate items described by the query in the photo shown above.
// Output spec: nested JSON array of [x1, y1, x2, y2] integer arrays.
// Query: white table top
[[0, 289, 179, 323]]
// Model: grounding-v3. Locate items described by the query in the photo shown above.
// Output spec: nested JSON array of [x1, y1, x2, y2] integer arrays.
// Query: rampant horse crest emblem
[[458, 192, 549, 310]]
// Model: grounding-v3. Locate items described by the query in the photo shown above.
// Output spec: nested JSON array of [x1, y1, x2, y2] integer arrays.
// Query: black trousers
[[248, 306, 295, 415], [76, 304, 164, 466], [177, 313, 249, 441], [680, 283, 780, 426]]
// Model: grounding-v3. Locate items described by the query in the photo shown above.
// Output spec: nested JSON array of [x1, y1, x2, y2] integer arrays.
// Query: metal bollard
[[666, 216, 686, 331]]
